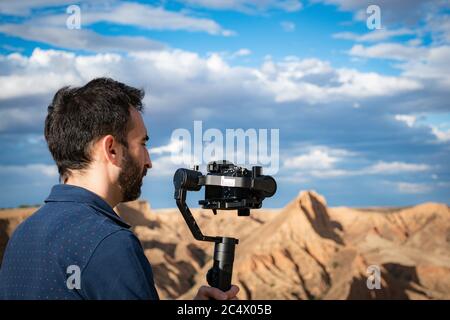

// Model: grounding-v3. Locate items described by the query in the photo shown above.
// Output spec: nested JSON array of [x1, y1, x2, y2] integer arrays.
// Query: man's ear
[[101, 135, 123, 166]]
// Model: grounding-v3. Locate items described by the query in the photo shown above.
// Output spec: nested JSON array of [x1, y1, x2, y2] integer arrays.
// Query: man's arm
[[80, 229, 159, 300]]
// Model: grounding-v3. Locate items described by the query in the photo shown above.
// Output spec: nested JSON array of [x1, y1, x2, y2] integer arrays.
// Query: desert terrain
[[1, 190, 449, 299]]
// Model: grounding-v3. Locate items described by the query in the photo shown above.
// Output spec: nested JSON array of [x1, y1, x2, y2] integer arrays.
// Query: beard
[[118, 149, 147, 202]]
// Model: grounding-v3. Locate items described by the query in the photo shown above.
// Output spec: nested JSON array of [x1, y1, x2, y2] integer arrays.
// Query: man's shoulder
[[79, 228, 157, 300], [6, 201, 130, 272], [89, 228, 142, 259], [25, 200, 124, 233]]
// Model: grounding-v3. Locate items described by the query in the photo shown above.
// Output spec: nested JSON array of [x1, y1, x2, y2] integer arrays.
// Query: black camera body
[[198, 160, 277, 216], [173, 160, 277, 292]]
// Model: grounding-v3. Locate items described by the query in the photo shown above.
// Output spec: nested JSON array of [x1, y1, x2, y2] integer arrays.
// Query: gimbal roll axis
[[173, 161, 277, 292]]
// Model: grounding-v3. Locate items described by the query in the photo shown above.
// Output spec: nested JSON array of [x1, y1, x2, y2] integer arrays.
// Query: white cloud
[[149, 139, 184, 155], [180, 0, 302, 12], [77, 2, 235, 36], [308, 161, 431, 178], [1, 1, 234, 37], [333, 28, 415, 42], [284, 148, 343, 170], [349, 43, 427, 61], [407, 38, 423, 46], [147, 155, 181, 177], [365, 161, 430, 174], [212, 48, 253, 61], [394, 113, 450, 144], [0, 0, 72, 16], [349, 43, 450, 90], [395, 114, 416, 127], [0, 48, 89, 100], [0, 47, 424, 116], [0, 0, 302, 23], [256, 56, 422, 103], [282, 146, 355, 178], [0, 108, 44, 131], [0, 2, 235, 61], [283, 146, 431, 180], [230, 48, 252, 58], [395, 182, 432, 194], [307, 164, 431, 178], [0, 47, 261, 117], [400, 46, 450, 87], [431, 126, 450, 142], [425, 13, 450, 44], [16, 2, 235, 37], [0, 164, 58, 178], [281, 21, 296, 32], [315, 0, 439, 25], [310, 169, 352, 178], [148, 147, 200, 178], [147, 138, 204, 177], [0, 24, 166, 53]]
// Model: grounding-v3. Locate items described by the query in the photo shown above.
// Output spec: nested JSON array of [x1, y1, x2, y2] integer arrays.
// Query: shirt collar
[[45, 184, 131, 229]]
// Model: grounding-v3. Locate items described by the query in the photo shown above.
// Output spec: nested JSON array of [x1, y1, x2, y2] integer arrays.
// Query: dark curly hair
[[44, 77, 145, 181]]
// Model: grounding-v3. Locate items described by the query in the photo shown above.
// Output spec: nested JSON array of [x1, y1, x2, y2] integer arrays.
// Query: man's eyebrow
[[142, 134, 149, 141]]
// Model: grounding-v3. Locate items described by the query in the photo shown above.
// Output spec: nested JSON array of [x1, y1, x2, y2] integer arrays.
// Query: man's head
[[45, 78, 152, 203]]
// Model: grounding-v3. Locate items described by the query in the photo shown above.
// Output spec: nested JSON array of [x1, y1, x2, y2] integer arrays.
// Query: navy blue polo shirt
[[0, 184, 159, 300]]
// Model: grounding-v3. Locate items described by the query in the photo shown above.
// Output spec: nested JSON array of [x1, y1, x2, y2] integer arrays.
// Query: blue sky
[[0, 0, 449, 209]]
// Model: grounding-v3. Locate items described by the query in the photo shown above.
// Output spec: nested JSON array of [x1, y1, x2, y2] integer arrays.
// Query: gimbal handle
[[207, 237, 238, 291]]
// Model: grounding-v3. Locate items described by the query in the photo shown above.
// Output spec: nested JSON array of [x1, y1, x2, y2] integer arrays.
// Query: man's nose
[[145, 149, 152, 169]]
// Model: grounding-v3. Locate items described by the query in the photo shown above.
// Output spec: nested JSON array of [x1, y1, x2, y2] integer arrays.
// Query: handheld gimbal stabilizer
[[173, 160, 277, 291]]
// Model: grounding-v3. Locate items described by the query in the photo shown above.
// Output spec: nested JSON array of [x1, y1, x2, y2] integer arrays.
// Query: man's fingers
[[198, 285, 227, 300], [225, 285, 240, 299], [208, 287, 228, 300], [195, 285, 240, 300]]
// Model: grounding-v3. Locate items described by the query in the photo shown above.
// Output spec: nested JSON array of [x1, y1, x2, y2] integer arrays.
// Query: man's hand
[[194, 285, 240, 300]]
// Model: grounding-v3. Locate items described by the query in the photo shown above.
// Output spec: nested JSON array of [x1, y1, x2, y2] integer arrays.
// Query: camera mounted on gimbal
[[173, 160, 277, 292]]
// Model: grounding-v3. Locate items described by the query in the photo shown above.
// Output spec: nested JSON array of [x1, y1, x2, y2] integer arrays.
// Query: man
[[0, 78, 239, 300]]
